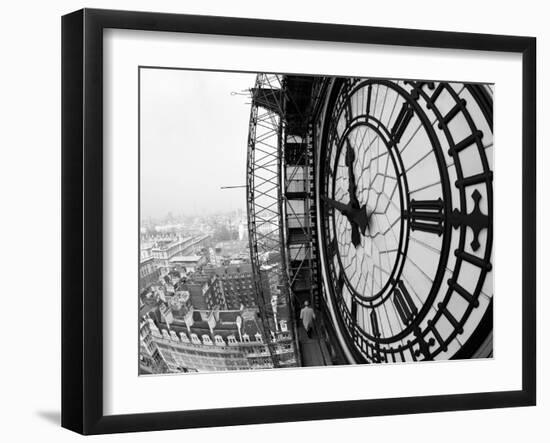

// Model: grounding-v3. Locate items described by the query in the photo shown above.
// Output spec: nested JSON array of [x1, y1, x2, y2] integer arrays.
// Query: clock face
[[317, 78, 493, 363]]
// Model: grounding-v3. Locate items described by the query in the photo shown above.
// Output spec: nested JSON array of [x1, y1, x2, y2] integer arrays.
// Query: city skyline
[[141, 207, 246, 226]]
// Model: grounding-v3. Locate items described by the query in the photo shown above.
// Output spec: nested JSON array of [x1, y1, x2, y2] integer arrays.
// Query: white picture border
[[103, 28, 523, 416]]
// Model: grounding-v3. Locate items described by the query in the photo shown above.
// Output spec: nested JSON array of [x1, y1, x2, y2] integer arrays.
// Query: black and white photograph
[[138, 69, 494, 374]]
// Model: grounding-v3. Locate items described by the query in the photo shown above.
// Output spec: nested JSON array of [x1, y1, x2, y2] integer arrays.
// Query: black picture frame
[[61, 8, 536, 435]]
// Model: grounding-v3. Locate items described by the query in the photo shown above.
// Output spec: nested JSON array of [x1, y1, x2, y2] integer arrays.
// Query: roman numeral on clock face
[[404, 198, 444, 236], [366, 84, 372, 115], [370, 310, 381, 338], [391, 102, 414, 143], [351, 300, 357, 325], [337, 269, 345, 293], [392, 280, 418, 325]]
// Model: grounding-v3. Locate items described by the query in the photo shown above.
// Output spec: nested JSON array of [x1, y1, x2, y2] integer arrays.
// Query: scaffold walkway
[[297, 318, 333, 367]]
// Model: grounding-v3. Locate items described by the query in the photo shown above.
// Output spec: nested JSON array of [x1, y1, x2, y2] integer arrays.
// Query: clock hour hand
[[322, 196, 370, 247], [322, 195, 352, 215]]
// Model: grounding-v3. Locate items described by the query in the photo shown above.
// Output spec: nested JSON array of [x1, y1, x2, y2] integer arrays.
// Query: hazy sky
[[140, 68, 257, 219]]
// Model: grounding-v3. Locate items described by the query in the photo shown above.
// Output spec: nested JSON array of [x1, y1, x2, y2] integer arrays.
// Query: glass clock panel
[[317, 77, 494, 363]]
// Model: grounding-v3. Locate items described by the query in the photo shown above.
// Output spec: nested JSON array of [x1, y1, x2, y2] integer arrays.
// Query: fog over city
[[140, 68, 256, 219]]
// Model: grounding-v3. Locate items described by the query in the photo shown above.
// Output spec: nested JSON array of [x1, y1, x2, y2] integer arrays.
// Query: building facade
[[139, 256, 161, 292], [145, 234, 211, 269], [140, 305, 297, 373], [169, 255, 206, 272]]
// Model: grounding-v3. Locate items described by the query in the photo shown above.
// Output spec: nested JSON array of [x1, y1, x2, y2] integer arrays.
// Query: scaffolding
[[246, 74, 299, 367], [246, 73, 335, 367]]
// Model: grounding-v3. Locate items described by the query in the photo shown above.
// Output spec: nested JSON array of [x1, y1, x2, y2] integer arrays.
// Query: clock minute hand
[[345, 141, 361, 209]]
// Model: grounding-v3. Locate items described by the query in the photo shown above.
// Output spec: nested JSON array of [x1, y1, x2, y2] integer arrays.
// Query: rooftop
[[150, 305, 267, 344], [151, 236, 193, 251], [140, 256, 155, 264], [203, 263, 253, 276], [169, 255, 203, 263]]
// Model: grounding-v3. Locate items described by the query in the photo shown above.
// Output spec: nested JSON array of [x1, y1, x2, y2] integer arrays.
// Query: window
[[191, 333, 201, 345]]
